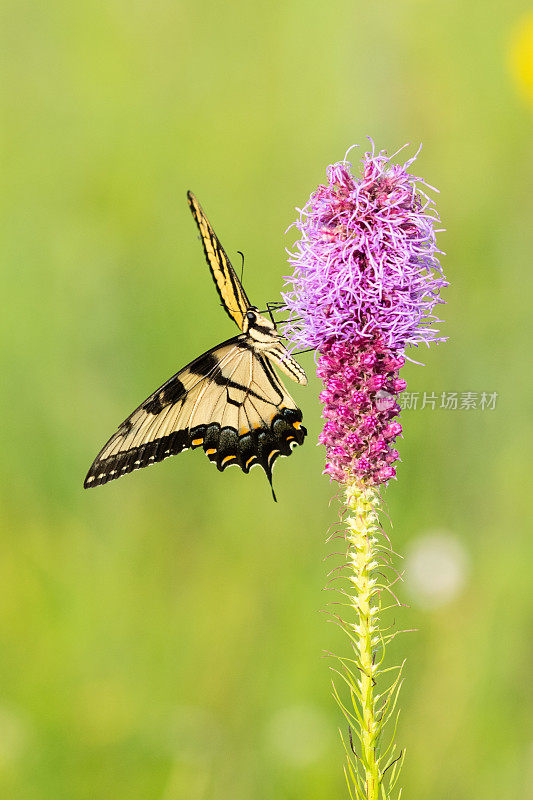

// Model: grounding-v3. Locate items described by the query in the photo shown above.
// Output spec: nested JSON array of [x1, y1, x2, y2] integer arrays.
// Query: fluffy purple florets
[[282, 145, 446, 486], [282, 147, 446, 353]]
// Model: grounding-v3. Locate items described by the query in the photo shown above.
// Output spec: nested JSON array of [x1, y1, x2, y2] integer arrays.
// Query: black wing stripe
[[258, 355, 285, 404], [223, 247, 248, 318], [145, 404, 180, 452], [185, 347, 245, 431]]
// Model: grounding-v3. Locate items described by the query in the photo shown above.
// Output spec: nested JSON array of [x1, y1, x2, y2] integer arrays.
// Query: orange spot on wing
[[206, 448, 216, 456], [192, 438, 203, 446], [293, 421, 301, 430], [221, 455, 236, 466], [268, 449, 280, 464]]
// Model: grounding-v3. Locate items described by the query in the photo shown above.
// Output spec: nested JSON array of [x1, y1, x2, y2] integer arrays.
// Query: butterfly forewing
[[84, 338, 306, 490], [187, 191, 250, 331]]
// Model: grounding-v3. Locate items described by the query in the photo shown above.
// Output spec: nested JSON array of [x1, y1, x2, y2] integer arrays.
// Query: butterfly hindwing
[[187, 191, 250, 331], [84, 338, 306, 490]]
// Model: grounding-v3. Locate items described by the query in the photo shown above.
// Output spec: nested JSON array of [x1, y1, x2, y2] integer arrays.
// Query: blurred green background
[[1, 1, 532, 798]]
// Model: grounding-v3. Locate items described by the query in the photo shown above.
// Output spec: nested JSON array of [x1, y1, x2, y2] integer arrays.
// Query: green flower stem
[[335, 481, 404, 800], [346, 481, 380, 799]]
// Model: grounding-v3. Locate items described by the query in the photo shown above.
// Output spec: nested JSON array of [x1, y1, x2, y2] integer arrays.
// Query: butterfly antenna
[[265, 301, 287, 324], [237, 250, 245, 284], [278, 316, 303, 325], [266, 301, 275, 325]]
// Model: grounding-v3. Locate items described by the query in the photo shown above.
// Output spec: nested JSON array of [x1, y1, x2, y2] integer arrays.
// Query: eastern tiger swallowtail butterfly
[[84, 191, 307, 499]]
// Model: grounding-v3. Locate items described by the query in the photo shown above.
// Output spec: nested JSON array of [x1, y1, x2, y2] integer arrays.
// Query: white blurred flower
[[406, 531, 470, 609], [265, 704, 330, 767]]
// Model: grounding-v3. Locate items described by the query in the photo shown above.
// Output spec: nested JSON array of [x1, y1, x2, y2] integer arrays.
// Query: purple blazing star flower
[[282, 144, 447, 486]]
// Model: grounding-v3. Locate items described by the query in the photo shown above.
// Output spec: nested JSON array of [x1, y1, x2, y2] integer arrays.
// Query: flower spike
[[282, 144, 447, 800], [283, 146, 447, 486]]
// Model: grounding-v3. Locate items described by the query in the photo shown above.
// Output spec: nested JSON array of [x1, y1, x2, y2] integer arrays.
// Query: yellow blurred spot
[[509, 12, 533, 104], [0, 707, 30, 772], [76, 680, 136, 746], [265, 705, 330, 767]]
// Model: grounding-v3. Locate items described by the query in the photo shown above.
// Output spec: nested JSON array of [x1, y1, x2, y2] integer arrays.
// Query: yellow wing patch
[[187, 191, 250, 331]]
